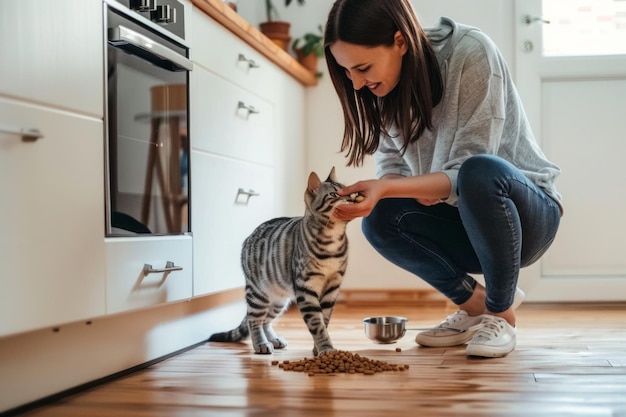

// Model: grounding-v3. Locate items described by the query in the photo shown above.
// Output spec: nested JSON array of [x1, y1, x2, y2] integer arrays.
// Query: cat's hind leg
[[247, 318, 275, 354], [263, 301, 290, 349], [263, 323, 287, 349]]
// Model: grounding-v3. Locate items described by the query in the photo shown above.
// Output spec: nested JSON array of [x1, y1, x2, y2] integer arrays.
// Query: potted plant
[[259, 0, 305, 51], [292, 24, 323, 77]]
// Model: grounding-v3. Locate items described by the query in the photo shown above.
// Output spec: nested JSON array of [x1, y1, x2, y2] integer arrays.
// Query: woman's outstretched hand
[[334, 179, 385, 221]]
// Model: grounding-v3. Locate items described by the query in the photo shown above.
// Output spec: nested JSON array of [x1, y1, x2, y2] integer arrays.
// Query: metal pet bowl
[[363, 316, 407, 344]]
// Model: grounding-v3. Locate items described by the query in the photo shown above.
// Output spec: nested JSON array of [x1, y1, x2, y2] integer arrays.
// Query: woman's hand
[[334, 179, 385, 221], [333, 173, 451, 220]]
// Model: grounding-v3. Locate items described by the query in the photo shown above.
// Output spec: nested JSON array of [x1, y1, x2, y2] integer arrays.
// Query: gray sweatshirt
[[375, 17, 563, 210]]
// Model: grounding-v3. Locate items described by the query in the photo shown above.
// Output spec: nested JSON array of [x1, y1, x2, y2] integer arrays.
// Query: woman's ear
[[394, 31, 408, 56]]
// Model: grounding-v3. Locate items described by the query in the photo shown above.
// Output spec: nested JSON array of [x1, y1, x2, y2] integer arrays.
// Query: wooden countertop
[[191, 0, 318, 87]]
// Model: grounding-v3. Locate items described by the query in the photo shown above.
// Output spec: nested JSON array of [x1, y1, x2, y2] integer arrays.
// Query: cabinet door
[[0, 0, 103, 116], [0, 97, 106, 337], [192, 152, 275, 296]]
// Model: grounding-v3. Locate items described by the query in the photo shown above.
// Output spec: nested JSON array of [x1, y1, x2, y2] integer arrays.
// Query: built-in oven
[[104, 0, 192, 236]]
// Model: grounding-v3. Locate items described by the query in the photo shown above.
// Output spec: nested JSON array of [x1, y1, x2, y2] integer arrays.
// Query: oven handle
[[108, 25, 193, 72]]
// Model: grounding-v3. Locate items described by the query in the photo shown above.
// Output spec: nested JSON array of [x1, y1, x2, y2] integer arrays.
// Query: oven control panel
[[110, 0, 185, 40]]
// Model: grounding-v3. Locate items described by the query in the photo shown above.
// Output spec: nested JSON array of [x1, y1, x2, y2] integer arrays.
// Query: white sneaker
[[414, 310, 484, 347], [465, 315, 516, 357], [415, 287, 525, 348], [511, 287, 525, 310]]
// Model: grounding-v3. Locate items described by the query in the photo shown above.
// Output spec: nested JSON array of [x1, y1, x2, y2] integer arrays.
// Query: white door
[[515, 0, 626, 301]]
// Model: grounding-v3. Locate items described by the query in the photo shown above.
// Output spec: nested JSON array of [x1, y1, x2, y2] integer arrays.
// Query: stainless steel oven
[[104, 0, 192, 236]]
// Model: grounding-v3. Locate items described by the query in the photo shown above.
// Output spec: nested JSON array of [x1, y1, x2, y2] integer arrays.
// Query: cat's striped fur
[[208, 168, 356, 355]]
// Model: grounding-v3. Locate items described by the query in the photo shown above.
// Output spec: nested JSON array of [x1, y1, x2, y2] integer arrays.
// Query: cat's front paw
[[269, 336, 288, 350], [313, 346, 336, 357], [254, 342, 275, 354]]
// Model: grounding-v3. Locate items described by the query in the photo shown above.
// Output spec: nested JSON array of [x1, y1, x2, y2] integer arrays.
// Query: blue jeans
[[362, 155, 561, 313]]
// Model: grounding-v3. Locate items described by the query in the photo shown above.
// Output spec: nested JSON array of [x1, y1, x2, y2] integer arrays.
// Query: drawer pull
[[238, 53, 260, 69], [143, 261, 183, 275], [236, 188, 260, 204], [237, 101, 260, 116], [0, 126, 43, 142]]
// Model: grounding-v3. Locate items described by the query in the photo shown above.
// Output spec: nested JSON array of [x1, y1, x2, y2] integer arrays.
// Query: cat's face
[[305, 167, 357, 220]]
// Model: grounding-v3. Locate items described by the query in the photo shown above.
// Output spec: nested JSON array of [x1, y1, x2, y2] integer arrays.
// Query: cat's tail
[[207, 317, 249, 343]]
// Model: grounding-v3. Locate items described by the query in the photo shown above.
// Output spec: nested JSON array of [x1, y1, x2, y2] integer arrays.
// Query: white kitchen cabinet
[[189, 6, 307, 297], [190, 60, 278, 296], [0, 0, 103, 116], [0, 97, 106, 337], [0, 0, 107, 337]]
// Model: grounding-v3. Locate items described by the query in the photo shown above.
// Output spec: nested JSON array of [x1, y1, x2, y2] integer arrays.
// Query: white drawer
[[191, 152, 275, 296], [191, 8, 279, 100], [191, 68, 274, 165], [105, 236, 193, 314]]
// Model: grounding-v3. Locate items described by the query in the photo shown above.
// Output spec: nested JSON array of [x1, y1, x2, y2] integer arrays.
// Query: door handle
[[521, 15, 551, 25]]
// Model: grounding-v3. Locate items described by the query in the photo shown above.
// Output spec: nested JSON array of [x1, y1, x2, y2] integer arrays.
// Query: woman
[[325, 0, 563, 357]]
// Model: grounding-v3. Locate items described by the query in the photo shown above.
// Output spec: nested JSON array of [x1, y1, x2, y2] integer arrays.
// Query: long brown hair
[[324, 0, 443, 167]]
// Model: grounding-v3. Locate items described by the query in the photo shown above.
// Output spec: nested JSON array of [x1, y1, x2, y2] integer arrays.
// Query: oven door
[[106, 6, 192, 236]]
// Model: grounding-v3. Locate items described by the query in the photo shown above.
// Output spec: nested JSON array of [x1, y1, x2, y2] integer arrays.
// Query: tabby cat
[[208, 167, 356, 356]]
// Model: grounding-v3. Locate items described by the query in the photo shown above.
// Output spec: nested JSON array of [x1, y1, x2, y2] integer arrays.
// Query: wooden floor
[[17, 301, 626, 417]]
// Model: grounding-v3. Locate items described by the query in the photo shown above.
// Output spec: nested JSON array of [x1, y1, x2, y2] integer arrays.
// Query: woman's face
[[329, 31, 407, 97]]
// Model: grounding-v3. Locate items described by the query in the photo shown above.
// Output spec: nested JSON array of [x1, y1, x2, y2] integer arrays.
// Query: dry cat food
[[350, 192, 365, 203], [272, 350, 409, 376]]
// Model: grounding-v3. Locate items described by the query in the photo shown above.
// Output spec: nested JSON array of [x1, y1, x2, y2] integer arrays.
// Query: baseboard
[[337, 288, 453, 308]]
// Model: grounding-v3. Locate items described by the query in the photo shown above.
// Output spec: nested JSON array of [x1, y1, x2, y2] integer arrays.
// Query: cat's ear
[[307, 171, 322, 195], [326, 166, 337, 183]]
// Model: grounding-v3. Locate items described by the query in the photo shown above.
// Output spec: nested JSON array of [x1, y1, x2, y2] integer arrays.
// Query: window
[[543, 0, 626, 56]]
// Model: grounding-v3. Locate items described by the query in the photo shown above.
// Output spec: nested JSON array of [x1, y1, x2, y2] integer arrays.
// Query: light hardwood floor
[[15, 301, 626, 417]]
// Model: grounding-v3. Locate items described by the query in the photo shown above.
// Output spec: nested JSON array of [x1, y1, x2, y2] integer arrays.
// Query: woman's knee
[[459, 155, 505, 180], [458, 155, 516, 193]]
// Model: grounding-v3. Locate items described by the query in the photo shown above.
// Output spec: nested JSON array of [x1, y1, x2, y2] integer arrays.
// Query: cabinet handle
[[143, 261, 183, 275], [237, 101, 260, 116], [0, 126, 43, 142], [236, 188, 260, 204], [238, 53, 260, 69]]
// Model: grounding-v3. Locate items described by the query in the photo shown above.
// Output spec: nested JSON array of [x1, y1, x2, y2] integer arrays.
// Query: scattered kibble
[[271, 350, 409, 376], [395, 347, 402, 352]]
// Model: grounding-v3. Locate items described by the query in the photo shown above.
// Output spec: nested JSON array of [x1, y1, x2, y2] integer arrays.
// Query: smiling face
[[329, 31, 407, 97]]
